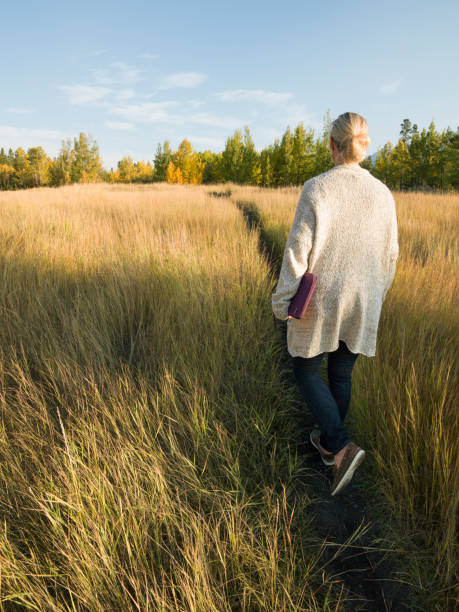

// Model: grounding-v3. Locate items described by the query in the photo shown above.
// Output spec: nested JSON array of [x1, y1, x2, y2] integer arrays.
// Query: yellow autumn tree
[[135, 161, 154, 182], [166, 161, 183, 184], [173, 139, 204, 184], [117, 157, 138, 183], [107, 169, 119, 183], [0, 164, 16, 189]]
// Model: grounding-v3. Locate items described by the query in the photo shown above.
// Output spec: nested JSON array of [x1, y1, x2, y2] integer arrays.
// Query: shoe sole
[[331, 449, 366, 496], [309, 431, 335, 466]]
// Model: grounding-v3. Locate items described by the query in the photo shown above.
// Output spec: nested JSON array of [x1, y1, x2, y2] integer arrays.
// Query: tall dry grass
[[0, 183, 353, 610], [230, 184, 459, 608]]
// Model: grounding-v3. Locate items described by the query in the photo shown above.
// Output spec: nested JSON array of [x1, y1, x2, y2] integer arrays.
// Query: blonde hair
[[330, 112, 371, 163]]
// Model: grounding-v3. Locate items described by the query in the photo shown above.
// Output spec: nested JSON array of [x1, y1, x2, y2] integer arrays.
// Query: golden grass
[[230, 184, 459, 608], [1, 182, 456, 609], [0, 183, 352, 610]]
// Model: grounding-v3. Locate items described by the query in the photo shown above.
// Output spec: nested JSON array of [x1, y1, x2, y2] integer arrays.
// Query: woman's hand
[[272, 312, 293, 329]]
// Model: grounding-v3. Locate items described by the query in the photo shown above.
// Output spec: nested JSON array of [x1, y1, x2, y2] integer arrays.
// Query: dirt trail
[[232, 197, 415, 611]]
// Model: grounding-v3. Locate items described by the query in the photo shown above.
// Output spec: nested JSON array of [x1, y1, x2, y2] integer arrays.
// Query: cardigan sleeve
[[271, 182, 316, 320], [382, 193, 399, 300]]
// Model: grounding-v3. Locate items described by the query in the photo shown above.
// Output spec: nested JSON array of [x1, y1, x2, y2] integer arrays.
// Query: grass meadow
[[0, 183, 457, 610], [0, 184, 349, 610]]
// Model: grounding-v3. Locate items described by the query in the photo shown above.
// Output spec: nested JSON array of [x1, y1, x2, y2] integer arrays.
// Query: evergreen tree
[[269, 138, 282, 186], [26, 147, 50, 187], [12, 148, 32, 188], [50, 138, 73, 186], [277, 126, 295, 185], [374, 142, 394, 187], [437, 128, 454, 191], [259, 147, 273, 187], [360, 155, 373, 171], [70, 133, 102, 182], [408, 129, 423, 188], [391, 139, 412, 189], [313, 135, 333, 176], [292, 123, 315, 183], [199, 151, 222, 183], [313, 111, 334, 176], [400, 118, 412, 144], [240, 126, 260, 184], [153, 141, 172, 181], [322, 109, 333, 141], [220, 130, 245, 182], [444, 127, 458, 189]]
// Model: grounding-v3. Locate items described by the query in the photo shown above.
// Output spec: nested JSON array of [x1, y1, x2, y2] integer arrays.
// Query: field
[[0, 183, 457, 610]]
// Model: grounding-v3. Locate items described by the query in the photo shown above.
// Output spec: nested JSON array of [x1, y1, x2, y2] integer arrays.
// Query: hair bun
[[330, 113, 370, 163]]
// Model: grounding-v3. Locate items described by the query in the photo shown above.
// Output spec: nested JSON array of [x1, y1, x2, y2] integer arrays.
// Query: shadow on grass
[[0, 250, 358, 609]]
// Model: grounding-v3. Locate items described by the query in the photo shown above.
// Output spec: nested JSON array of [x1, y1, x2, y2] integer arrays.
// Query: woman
[[272, 112, 399, 496]]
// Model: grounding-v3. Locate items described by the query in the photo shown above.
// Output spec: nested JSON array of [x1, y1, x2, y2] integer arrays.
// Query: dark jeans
[[293, 340, 360, 454]]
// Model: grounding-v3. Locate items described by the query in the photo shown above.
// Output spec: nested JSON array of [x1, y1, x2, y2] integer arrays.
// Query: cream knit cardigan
[[271, 163, 399, 358]]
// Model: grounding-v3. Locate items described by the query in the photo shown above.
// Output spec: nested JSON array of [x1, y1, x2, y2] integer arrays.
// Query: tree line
[[1, 118, 457, 191]]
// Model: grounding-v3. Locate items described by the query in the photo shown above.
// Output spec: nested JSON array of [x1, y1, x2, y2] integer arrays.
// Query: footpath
[[230, 194, 415, 611]]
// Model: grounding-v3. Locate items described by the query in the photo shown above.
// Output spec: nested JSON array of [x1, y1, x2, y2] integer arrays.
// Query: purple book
[[288, 271, 317, 319]]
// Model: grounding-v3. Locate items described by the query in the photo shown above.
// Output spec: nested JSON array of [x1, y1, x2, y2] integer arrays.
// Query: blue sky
[[1, 0, 457, 169]]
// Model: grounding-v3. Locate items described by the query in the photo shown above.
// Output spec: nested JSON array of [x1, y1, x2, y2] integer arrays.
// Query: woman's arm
[[271, 182, 316, 320], [382, 194, 399, 301]]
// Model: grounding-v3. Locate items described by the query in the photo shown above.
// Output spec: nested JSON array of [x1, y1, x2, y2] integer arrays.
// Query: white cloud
[[214, 90, 317, 132], [380, 79, 402, 95], [187, 99, 206, 109], [159, 72, 206, 89], [6, 107, 34, 114], [60, 84, 111, 105], [216, 89, 293, 105], [249, 101, 318, 133], [140, 53, 159, 60], [61, 63, 141, 107], [116, 88, 135, 101], [105, 120, 135, 131], [93, 62, 143, 86], [190, 112, 244, 130], [92, 70, 114, 85], [110, 101, 243, 130], [110, 101, 183, 124], [111, 62, 143, 84], [0, 126, 66, 155]]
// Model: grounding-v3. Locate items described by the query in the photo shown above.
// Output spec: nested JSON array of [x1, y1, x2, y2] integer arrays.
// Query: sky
[[1, 0, 458, 169]]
